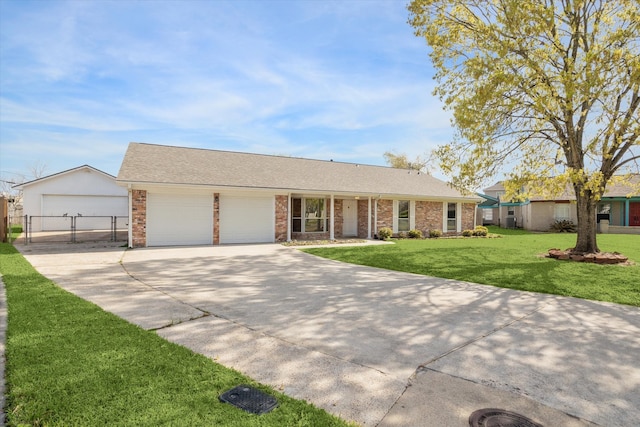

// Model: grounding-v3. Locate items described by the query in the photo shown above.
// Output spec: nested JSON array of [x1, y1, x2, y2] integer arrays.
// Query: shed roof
[[117, 143, 479, 201]]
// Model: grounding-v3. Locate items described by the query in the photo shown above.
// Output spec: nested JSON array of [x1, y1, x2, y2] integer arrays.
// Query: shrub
[[377, 227, 393, 240], [550, 220, 576, 233], [408, 229, 423, 239], [462, 229, 473, 237], [429, 229, 442, 238], [472, 225, 489, 236], [397, 231, 408, 239]]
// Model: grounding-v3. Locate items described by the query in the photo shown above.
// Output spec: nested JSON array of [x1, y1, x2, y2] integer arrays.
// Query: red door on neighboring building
[[630, 202, 640, 226]]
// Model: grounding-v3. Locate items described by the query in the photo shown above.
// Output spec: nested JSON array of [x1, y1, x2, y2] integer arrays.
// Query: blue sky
[[0, 0, 453, 185]]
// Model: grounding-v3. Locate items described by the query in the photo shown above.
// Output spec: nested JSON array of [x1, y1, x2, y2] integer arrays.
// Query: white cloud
[[0, 0, 452, 178]]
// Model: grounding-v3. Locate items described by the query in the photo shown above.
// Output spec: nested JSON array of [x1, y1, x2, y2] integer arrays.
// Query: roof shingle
[[117, 143, 478, 201]]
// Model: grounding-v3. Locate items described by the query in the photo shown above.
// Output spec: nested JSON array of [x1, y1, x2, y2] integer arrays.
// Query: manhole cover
[[469, 408, 543, 427], [219, 385, 278, 415]]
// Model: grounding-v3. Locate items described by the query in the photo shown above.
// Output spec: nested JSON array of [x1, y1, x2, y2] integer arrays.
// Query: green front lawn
[[0, 244, 352, 426], [304, 228, 640, 307]]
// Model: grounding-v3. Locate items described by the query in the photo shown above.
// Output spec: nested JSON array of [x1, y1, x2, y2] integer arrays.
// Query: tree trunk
[[573, 190, 599, 254]]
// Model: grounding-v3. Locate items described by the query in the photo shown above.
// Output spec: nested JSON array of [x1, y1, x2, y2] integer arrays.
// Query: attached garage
[[147, 192, 213, 246], [219, 194, 275, 244]]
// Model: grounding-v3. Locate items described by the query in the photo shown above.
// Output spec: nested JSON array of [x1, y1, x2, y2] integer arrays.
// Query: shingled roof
[[484, 175, 640, 201], [117, 143, 478, 201]]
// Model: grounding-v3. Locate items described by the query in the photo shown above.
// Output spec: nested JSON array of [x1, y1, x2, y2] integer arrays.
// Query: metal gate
[[24, 215, 128, 244]]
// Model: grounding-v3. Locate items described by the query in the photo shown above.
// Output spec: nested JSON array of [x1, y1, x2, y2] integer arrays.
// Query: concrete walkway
[[14, 242, 640, 426]]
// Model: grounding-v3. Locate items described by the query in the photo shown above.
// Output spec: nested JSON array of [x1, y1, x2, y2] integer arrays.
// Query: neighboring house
[[14, 165, 128, 232], [116, 143, 482, 247], [477, 175, 640, 233]]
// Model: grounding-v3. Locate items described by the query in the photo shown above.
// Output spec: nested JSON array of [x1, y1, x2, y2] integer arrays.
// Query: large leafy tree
[[408, 0, 639, 254]]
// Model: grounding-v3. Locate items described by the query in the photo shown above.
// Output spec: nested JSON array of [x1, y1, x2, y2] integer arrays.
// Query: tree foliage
[[383, 151, 429, 172], [408, 0, 640, 253]]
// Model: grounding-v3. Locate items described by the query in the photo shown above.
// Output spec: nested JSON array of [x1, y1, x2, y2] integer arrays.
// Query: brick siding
[[131, 189, 146, 248], [334, 199, 343, 237], [357, 199, 370, 238], [461, 202, 476, 231], [275, 195, 288, 242], [415, 201, 444, 234], [375, 199, 393, 232]]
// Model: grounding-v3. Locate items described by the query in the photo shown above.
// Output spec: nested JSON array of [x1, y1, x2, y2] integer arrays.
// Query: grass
[[0, 243, 353, 426], [6, 225, 22, 243], [304, 226, 640, 307]]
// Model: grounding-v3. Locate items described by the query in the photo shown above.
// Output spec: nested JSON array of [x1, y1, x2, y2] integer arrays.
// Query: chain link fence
[[21, 215, 128, 244]]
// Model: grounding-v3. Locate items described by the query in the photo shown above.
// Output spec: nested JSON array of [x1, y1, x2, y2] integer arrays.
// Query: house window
[[598, 203, 611, 215], [292, 198, 327, 233], [398, 200, 410, 232], [292, 198, 302, 232], [507, 207, 515, 216], [554, 203, 570, 221], [447, 202, 457, 231]]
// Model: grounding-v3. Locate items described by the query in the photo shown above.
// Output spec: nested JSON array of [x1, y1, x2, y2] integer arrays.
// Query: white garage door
[[42, 195, 128, 230], [147, 193, 213, 246], [219, 194, 274, 244]]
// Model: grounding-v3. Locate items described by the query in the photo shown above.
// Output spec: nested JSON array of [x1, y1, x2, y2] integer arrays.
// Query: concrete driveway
[[16, 242, 640, 426]]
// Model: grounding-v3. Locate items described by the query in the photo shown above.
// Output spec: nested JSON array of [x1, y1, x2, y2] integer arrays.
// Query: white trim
[[442, 201, 448, 231], [374, 199, 378, 235], [443, 202, 462, 232], [409, 200, 416, 231], [330, 194, 335, 240], [128, 189, 133, 248], [118, 181, 482, 203], [367, 196, 372, 239], [16, 165, 116, 190], [392, 200, 399, 233]]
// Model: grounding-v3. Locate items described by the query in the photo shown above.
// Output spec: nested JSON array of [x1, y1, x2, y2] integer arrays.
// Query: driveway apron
[[16, 242, 640, 426]]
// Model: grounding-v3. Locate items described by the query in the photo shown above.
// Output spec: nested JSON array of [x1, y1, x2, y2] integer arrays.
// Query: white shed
[[15, 165, 128, 231]]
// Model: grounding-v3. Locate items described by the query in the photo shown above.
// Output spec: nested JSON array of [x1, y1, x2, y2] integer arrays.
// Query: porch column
[[374, 198, 378, 236], [367, 196, 372, 239], [287, 193, 292, 242], [330, 194, 335, 240]]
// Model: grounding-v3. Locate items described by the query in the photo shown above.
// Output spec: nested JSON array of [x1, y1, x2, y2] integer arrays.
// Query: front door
[[342, 199, 358, 236], [630, 202, 640, 226]]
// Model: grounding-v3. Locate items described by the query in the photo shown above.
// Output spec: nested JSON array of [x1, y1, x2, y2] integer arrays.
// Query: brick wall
[[357, 199, 371, 238], [334, 199, 343, 238], [275, 195, 288, 242], [131, 189, 146, 248], [292, 231, 330, 240], [376, 199, 393, 232], [415, 201, 444, 233], [461, 202, 476, 231]]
